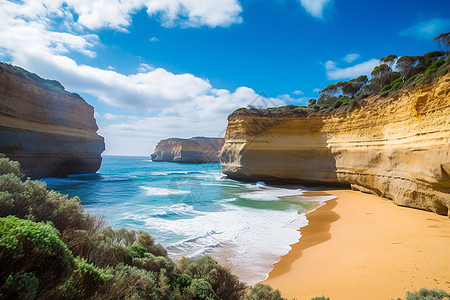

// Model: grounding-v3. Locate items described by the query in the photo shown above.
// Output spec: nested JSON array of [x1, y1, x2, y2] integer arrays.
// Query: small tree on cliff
[[341, 75, 368, 98], [433, 32, 450, 56], [380, 54, 398, 68]]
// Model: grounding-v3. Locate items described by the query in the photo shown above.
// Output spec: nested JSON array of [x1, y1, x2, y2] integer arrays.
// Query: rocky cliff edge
[[220, 74, 450, 216], [151, 137, 224, 163], [0, 62, 105, 178]]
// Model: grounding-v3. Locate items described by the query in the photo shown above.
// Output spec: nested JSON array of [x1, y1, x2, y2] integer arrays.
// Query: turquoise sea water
[[43, 156, 335, 283]]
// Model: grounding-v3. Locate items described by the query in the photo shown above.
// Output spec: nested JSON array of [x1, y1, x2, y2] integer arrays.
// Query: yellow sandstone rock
[[221, 74, 450, 216]]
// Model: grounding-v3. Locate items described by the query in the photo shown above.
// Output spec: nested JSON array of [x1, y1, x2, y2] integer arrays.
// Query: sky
[[1, 0, 449, 156]]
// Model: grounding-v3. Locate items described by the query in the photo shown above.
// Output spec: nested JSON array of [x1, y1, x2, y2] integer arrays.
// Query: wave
[[239, 184, 303, 201], [141, 186, 190, 196]]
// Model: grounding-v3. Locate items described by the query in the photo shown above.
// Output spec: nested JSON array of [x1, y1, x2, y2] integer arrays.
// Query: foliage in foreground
[[0, 155, 282, 299], [401, 288, 450, 300]]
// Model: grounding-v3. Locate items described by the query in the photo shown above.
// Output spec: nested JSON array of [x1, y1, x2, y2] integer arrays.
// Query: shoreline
[[262, 189, 450, 300]]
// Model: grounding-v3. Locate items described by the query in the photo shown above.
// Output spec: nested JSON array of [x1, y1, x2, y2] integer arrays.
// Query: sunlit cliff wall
[[221, 74, 450, 216]]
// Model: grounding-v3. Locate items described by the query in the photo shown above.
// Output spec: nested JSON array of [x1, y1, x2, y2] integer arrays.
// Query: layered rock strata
[[0, 62, 105, 178], [221, 74, 450, 216], [151, 137, 224, 163]]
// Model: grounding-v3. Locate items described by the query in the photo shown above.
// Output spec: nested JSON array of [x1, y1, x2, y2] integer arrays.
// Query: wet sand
[[262, 190, 450, 300]]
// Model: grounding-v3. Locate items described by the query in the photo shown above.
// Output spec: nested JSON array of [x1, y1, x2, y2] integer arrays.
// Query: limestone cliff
[[152, 137, 224, 163], [0, 62, 105, 178], [221, 74, 450, 216]]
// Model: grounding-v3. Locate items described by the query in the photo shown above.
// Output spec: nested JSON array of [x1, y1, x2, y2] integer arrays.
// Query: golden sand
[[262, 190, 450, 300]]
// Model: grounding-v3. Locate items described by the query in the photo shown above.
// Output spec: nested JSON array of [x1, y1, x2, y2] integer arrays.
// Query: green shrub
[[0, 174, 86, 233], [132, 253, 176, 274], [69, 258, 111, 298], [0, 154, 23, 178], [331, 99, 342, 109], [1, 272, 39, 299], [179, 256, 247, 300], [246, 283, 285, 300], [0, 216, 74, 294], [404, 288, 450, 300], [311, 297, 330, 300], [93, 264, 160, 300]]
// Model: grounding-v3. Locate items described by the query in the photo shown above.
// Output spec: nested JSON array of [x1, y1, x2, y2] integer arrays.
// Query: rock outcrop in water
[[151, 137, 224, 163], [220, 74, 450, 216], [0, 62, 105, 178]]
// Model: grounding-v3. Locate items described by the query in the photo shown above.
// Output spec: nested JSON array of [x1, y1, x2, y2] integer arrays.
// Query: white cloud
[[343, 53, 360, 63], [292, 90, 304, 95], [99, 88, 285, 155], [104, 113, 117, 120], [400, 18, 450, 40], [299, 0, 330, 18], [0, 0, 271, 155], [0, 0, 242, 32], [324, 60, 337, 70], [325, 58, 379, 80], [137, 63, 155, 73], [313, 88, 321, 93], [150, 37, 159, 42]]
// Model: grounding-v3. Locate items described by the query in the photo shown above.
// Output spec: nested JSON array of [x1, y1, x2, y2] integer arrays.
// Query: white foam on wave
[[141, 200, 311, 284], [139, 203, 196, 218], [239, 183, 303, 201], [141, 186, 190, 196]]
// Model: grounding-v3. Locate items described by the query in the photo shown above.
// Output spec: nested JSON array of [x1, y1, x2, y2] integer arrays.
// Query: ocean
[[42, 156, 335, 284]]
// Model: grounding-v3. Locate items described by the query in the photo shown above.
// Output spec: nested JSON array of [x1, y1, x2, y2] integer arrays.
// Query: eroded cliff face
[[151, 137, 224, 163], [221, 74, 450, 216], [0, 62, 105, 178]]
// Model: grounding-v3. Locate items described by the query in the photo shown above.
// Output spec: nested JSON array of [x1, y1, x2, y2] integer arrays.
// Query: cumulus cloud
[[299, 0, 330, 18], [0, 0, 277, 155], [400, 18, 450, 40], [99, 87, 285, 155], [313, 88, 321, 93], [325, 58, 379, 80], [343, 53, 360, 63], [292, 90, 304, 95]]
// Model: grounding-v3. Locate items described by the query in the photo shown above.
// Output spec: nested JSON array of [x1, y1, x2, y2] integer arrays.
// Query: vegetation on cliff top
[[235, 32, 450, 115]]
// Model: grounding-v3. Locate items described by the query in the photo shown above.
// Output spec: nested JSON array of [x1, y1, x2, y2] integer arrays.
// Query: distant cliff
[[0, 62, 105, 178], [221, 74, 450, 216], [151, 137, 224, 163]]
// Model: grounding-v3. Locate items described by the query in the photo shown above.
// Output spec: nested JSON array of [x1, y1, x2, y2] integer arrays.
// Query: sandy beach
[[262, 190, 450, 300]]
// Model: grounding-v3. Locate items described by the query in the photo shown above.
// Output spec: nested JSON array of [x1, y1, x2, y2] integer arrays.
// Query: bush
[[1, 272, 39, 300], [69, 258, 111, 298], [0, 174, 86, 233], [311, 297, 330, 300], [246, 283, 285, 300], [0, 154, 23, 178], [179, 256, 247, 300], [94, 264, 160, 300], [404, 288, 450, 300], [0, 216, 74, 295]]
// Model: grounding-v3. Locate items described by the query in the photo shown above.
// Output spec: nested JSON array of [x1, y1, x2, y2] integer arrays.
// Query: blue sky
[[1, 0, 449, 155]]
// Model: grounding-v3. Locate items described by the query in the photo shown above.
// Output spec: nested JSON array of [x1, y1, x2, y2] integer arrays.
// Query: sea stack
[[220, 73, 450, 216], [151, 137, 224, 163], [0, 62, 105, 178]]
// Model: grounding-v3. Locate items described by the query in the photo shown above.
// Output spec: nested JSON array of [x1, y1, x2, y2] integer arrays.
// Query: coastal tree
[[342, 75, 368, 98], [433, 32, 450, 56], [380, 54, 398, 68], [369, 64, 393, 93], [396, 56, 416, 81]]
